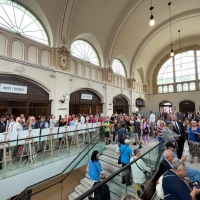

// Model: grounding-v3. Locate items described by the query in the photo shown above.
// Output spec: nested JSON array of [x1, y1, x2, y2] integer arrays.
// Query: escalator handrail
[[14, 127, 102, 200], [75, 140, 164, 200]]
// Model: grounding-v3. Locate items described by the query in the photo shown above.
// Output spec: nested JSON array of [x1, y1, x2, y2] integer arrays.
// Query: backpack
[[156, 175, 164, 198], [156, 174, 170, 199]]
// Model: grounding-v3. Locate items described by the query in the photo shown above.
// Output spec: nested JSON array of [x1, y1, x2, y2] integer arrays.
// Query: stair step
[[99, 155, 119, 167], [100, 161, 120, 173], [80, 177, 94, 187], [68, 191, 80, 200], [103, 150, 119, 159], [75, 184, 89, 195]]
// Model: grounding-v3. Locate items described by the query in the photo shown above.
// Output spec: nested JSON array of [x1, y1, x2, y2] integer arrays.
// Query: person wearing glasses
[[162, 159, 200, 200]]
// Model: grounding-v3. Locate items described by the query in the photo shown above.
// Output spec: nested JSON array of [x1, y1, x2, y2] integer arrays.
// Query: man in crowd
[[13, 117, 23, 132], [133, 117, 142, 149], [162, 121, 179, 148], [131, 149, 151, 197], [163, 142, 200, 182], [80, 114, 85, 124], [40, 116, 49, 129], [171, 114, 185, 159], [102, 117, 111, 145], [30, 116, 40, 129], [149, 111, 156, 137], [117, 123, 128, 145], [119, 139, 133, 186]]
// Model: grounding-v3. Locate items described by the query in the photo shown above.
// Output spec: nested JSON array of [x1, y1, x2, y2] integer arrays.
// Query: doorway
[[179, 100, 195, 114], [113, 95, 128, 114], [159, 101, 172, 114]]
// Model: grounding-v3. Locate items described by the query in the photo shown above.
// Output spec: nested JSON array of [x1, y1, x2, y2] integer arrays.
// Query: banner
[[0, 83, 27, 94], [81, 94, 92, 100]]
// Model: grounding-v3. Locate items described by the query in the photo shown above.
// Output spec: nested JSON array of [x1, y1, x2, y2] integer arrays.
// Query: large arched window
[[0, 0, 48, 45], [111, 59, 126, 77], [157, 50, 199, 93], [71, 40, 100, 66]]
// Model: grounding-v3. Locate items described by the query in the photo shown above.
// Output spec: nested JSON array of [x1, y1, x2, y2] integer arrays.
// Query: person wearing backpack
[[117, 123, 128, 145]]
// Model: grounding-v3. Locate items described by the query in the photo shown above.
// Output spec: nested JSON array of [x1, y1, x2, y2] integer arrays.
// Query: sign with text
[[0, 83, 27, 94], [81, 94, 92, 100]]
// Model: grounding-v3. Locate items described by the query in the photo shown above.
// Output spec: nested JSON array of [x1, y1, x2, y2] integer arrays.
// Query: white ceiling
[[18, 0, 200, 82]]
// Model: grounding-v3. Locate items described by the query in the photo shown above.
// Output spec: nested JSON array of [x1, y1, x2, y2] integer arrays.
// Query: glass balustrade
[[0, 122, 101, 180]]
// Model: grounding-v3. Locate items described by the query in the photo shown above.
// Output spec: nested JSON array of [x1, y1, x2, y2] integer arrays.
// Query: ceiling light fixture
[[149, 0, 155, 26], [168, 2, 174, 57], [178, 30, 182, 68]]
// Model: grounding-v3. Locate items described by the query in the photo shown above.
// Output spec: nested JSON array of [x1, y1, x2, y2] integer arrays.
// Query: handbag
[[135, 161, 151, 180], [118, 146, 128, 165]]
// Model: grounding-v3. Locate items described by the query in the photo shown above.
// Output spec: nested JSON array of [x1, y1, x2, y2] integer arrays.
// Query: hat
[[165, 142, 176, 149], [125, 139, 131, 144]]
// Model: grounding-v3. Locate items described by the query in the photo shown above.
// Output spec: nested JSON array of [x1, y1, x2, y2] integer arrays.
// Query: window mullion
[[172, 56, 176, 92], [194, 50, 198, 90]]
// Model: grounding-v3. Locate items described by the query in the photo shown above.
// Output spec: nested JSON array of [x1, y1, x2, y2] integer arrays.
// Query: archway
[[69, 89, 102, 115], [159, 101, 172, 114], [113, 95, 128, 114], [179, 100, 195, 114], [0, 75, 51, 118]]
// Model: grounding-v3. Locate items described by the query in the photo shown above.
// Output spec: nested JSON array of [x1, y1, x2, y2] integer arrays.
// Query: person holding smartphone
[[188, 121, 200, 163]]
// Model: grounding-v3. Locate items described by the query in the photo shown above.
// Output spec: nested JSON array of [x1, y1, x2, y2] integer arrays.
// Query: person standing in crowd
[[8, 116, 16, 132], [162, 121, 179, 148], [157, 120, 165, 152], [113, 119, 119, 144], [149, 111, 156, 138], [142, 118, 150, 145], [88, 150, 103, 182], [171, 114, 185, 159], [162, 159, 200, 200], [183, 118, 190, 144], [133, 117, 142, 149], [29, 116, 40, 129], [13, 117, 23, 132], [80, 114, 85, 124], [188, 120, 200, 163], [49, 115, 57, 128], [131, 149, 151, 197], [102, 117, 111, 145], [90, 173, 110, 200], [119, 139, 133, 186], [59, 117, 66, 127], [40, 116, 49, 129], [120, 194, 136, 200], [117, 123, 128, 145], [70, 117, 76, 126], [0, 115, 6, 170]]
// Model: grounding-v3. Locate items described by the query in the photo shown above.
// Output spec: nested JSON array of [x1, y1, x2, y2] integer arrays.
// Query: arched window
[[183, 83, 188, 91], [177, 84, 182, 92], [196, 50, 200, 79], [71, 40, 100, 66], [163, 85, 168, 93], [111, 59, 126, 77], [168, 85, 173, 92], [190, 82, 196, 91], [158, 86, 162, 93], [0, 0, 49, 45]]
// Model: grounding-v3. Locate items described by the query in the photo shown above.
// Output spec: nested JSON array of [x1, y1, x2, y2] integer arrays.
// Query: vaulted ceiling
[[18, 0, 200, 83]]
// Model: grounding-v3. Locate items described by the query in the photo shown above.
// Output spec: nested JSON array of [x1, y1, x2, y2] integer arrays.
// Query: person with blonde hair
[[120, 193, 136, 200]]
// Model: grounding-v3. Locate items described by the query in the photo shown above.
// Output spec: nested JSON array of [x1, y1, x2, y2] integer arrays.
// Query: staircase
[[68, 145, 139, 200]]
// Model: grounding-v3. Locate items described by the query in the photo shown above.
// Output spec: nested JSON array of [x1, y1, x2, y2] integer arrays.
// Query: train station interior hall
[[0, 0, 200, 200]]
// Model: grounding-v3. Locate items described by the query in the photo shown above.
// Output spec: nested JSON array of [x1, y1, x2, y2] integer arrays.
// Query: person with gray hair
[[120, 193, 136, 200], [162, 121, 179, 148], [162, 158, 200, 200], [130, 149, 151, 197]]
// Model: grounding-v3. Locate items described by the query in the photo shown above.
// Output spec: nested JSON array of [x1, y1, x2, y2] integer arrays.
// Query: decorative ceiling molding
[[106, 0, 146, 63], [130, 8, 200, 75]]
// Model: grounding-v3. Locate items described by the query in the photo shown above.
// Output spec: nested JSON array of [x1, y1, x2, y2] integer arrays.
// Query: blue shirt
[[89, 160, 103, 181], [189, 127, 200, 142], [117, 128, 128, 142], [119, 144, 132, 164], [70, 121, 76, 126]]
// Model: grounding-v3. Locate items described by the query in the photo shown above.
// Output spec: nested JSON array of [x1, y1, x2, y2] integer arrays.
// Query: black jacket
[[93, 181, 110, 200], [0, 121, 6, 133], [172, 121, 185, 141], [159, 159, 172, 176]]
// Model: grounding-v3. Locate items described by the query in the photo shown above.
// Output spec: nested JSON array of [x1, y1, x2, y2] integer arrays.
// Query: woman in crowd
[[8, 116, 16, 132], [142, 118, 150, 145], [162, 159, 200, 200], [188, 120, 200, 163], [157, 120, 165, 152], [184, 118, 190, 143], [89, 150, 103, 182]]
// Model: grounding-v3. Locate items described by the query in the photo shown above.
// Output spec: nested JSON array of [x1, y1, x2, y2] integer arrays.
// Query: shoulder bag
[[135, 161, 151, 180], [118, 146, 128, 165]]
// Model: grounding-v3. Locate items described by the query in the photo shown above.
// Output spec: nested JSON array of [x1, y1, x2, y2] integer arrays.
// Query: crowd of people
[[1, 110, 200, 199]]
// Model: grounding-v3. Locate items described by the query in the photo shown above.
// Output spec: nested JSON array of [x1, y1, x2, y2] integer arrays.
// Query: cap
[[165, 142, 176, 149], [125, 139, 131, 144]]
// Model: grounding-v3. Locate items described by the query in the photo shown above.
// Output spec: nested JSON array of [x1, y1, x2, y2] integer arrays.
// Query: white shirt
[[81, 116, 85, 124], [131, 156, 151, 184], [150, 113, 155, 123], [50, 119, 57, 128], [8, 121, 16, 132], [13, 122, 23, 132]]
